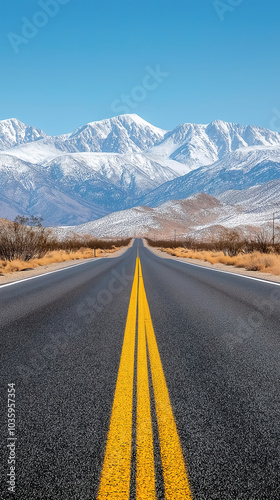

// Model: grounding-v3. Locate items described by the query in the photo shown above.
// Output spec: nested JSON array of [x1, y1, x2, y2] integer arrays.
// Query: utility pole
[[174, 229, 177, 245], [272, 213, 275, 246]]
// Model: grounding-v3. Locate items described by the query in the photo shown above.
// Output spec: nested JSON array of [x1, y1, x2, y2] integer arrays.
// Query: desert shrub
[[158, 247, 280, 275], [0, 216, 50, 261], [48, 235, 131, 252], [147, 225, 280, 256], [0, 215, 131, 262]]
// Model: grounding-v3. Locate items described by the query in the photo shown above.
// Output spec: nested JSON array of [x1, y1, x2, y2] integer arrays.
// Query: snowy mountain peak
[[85, 113, 165, 131], [64, 113, 166, 154], [115, 113, 167, 133], [207, 119, 236, 129], [0, 118, 46, 151], [151, 118, 280, 168]]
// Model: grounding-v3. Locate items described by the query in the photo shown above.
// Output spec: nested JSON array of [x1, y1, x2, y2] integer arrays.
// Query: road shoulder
[[0, 244, 130, 286], [144, 240, 280, 284]]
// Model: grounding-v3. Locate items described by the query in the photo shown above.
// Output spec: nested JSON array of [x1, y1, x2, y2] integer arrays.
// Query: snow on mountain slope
[[0, 118, 46, 151], [151, 120, 280, 170], [213, 179, 280, 229], [219, 178, 280, 208], [64, 114, 166, 154], [1, 114, 280, 226], [4, 114, 167, 163], [140, 146, 280, 207], [57, 181, 280, 239], [0, 149, 184, 224], [215, 179, 280, 229], [55, 193, 231, 239], [5, 141, 69, 164], [0, 154, 108, 225], [2, 115, 280, 169], [42, 152, 185, 213]]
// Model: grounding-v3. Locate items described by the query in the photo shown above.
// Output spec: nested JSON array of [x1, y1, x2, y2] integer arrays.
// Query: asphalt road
[[0, 239, 279, 499]]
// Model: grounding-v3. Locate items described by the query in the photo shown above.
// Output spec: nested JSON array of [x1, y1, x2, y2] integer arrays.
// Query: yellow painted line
[[139, 259, 193, 500], [98, 255, 193, 499], [136, 262, 156, 499], [97, 257, 139, 500]]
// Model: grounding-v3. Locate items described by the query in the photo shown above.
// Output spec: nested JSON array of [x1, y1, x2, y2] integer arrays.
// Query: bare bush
[[0, 216, 50, 261], [211, 228, 243, 256], [0, 215, 131, 262], [47, 235, 131, 252], [252, 227, 273, 253], [146, 225, 280, 256]]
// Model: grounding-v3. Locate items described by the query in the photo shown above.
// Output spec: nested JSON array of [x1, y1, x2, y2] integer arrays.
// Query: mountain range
[[0, 113, 280, 229]]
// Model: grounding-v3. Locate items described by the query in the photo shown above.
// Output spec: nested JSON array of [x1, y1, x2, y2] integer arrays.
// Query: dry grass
[[161, 247, 280, 275], [0, 247, 121, 275]]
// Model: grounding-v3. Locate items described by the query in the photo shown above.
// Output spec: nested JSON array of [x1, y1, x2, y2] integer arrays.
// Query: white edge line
[[0, 258, 101, 289], [148, 248, 280, 287]]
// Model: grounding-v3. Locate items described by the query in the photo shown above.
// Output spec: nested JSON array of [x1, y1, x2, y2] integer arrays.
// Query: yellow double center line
[[97, 256, 192, 499]]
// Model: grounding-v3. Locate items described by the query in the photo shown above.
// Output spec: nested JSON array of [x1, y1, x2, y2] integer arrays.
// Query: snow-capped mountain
[[140, 146, 280, 207], [0, 153, 186, 225], [5, 114, 166, 162], [151, 120, 280, 170], [42, 152, 186, 213], [5, 114, 280, 167], [0, 118, 46, 150], [0, 113, 280, 226], [63, 114, 166, 154]]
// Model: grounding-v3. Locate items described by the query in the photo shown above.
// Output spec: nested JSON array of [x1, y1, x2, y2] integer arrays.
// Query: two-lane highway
[[0, 240, 279, 499]]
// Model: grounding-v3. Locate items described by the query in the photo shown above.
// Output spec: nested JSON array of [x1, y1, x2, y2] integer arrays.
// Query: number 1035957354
[[8, 383, 16, 435]]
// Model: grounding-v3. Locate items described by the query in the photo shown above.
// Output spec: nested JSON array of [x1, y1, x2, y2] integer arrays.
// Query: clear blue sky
[[0, 0, 280, 135]]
